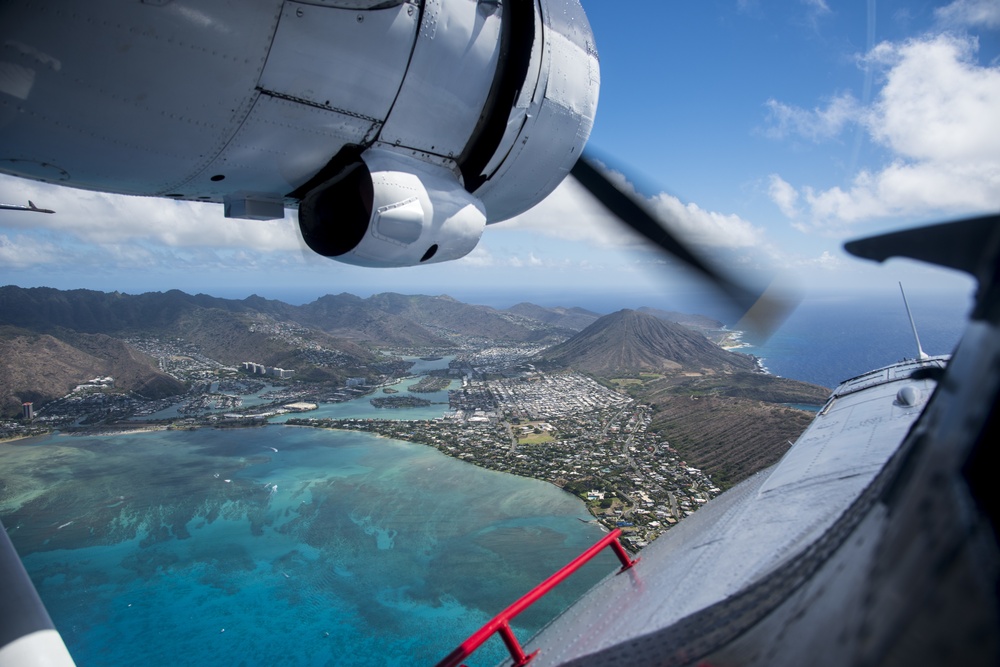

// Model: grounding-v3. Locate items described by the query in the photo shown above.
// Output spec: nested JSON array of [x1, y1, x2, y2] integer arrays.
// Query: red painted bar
[[435, 528, 638, 667]]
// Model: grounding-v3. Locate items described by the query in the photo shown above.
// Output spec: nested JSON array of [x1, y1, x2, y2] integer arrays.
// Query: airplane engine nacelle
[[297, 148, 487, 268]]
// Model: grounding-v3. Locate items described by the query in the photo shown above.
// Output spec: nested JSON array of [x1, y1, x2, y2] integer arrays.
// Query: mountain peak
[[535, 309, 756, 376]]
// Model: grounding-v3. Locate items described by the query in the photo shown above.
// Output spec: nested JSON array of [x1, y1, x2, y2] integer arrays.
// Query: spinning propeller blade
[[570, 154, 796, 341]]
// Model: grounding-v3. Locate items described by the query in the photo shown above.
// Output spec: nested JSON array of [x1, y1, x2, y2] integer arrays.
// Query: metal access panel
[[258, 1, 420, 123], [183, 93, 377, 201], [0, 0, 283, 195], [379, 0, 503, 158]]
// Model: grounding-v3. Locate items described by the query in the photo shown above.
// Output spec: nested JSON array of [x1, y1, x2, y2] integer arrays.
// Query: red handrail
[[435, 528, 639, 667]]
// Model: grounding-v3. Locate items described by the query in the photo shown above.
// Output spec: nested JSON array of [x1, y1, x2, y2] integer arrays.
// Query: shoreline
[[717, 329, 771, 376], [717, 330, 751, 351], [64, 425, 169, 437]]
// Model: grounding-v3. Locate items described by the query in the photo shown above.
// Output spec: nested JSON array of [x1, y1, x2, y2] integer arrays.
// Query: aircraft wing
[[520, 355, 951, 665], [440, 216, 1000, 666]]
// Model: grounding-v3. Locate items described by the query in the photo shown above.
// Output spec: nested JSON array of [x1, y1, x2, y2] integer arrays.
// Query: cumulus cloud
[[768, 32, 1000, 230], [646, 192, 765, 249], [762, 93, 861, 141], [768, 175, 800, 218], [497, 176, 638, 247], [0, 233, 63, 268], [0, 175, 302, 253], [507, 253, 548, 269], [935, 0, 1000, 28], [455, 245, 496, 267], [502, 169, 765, 252], [798, 250, 843, 270], [801, 159, 999, 224], [864, 34, 1000, 163]]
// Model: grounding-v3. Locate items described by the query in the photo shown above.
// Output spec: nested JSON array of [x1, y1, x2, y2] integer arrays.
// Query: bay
[[270, 374, 458, 424], [1, 426, 618, 666]]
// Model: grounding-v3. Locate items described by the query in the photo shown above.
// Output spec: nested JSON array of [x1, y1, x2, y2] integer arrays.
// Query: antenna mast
[[899, 282, 929, 360]]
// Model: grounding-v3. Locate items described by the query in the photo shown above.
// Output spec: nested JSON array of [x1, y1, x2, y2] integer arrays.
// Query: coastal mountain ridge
[[0, 286, 580, 347], [0, 286, 657, 415], [0, 286, 831, 487], [635, 307, 724, 335], [505, 302, 602, 331], [0, 330, 184, 413]]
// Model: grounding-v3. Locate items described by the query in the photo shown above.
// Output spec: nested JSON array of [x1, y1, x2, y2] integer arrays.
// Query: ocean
[[0, 292, 974, 665], [2, 428, 617, 666], [735, 292, 971, 389]]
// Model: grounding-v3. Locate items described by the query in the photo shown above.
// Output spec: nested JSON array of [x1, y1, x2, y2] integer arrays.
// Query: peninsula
[[0, 287, 828, 547]]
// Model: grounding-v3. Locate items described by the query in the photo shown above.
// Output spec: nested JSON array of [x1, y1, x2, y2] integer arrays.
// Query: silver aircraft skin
[[0, 0, 599, 267], [525, 355, 950, 665]]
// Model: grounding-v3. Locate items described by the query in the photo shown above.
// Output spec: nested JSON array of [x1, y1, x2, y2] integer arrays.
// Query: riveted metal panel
[[258, 1, 419, 123], [0, 0, 282, 195], [474, 0, 599, 222], [379, 0, 503, 158], [175, 93, 376, 200]]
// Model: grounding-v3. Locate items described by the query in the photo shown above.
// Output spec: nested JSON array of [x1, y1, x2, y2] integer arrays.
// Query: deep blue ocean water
[[734, 292, 971, 390]]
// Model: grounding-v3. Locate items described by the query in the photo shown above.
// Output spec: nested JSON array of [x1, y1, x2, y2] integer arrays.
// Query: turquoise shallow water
[[271, 375, 459, 423], [1, 427, 617, 666]]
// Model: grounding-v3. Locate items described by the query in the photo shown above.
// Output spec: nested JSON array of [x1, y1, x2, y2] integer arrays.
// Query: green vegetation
[[370, 396, 432, 409], [517, 431, 555, 445], [408, 376, 451, 393]]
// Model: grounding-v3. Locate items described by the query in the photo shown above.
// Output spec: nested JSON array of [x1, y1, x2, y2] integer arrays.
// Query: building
[[346, 377, 367, 387], [22, 402, 33, 420], [241, 362, 295, 379], [242, 362, 266, 375]]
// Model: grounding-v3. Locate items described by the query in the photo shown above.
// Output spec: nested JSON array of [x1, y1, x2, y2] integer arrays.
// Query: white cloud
[[802, 0, 831, 14], [455, 245, 497, 267], [457, 244, 580, 271], [501, 169, 765, 251], [0, 234, 62, 268], [497, 176, 638, 247], [801, 159, 999, 224], [798, 250, 843, 270], [763, 92, 861, 141], [646, 193, 764, 249], [0, 175, 302, 252], [768, 175, 800, 218], [769, 33, 1000, 230], [864, 34, 1000, 162], [935, 0, 1000, 29]]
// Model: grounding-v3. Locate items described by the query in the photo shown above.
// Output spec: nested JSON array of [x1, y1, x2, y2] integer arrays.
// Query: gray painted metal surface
[[521, 356, 950, 666]]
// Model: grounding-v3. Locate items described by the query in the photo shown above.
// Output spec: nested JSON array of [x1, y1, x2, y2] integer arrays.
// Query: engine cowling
[[472, 0, 600, 222], [296, 0, 599, 268], [297, 147, 487, 268]]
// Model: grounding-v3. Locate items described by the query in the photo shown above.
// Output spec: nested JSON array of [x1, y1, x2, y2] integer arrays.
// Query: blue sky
[[1, 0, 998, 315]]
